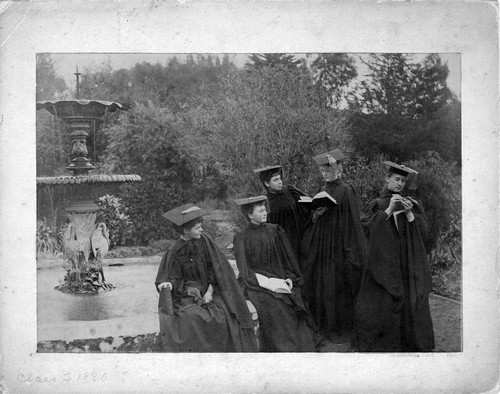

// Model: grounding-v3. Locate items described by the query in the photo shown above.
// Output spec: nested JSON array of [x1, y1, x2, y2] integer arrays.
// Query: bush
[[181, 66, 354, 199], [36, 218, 62, 257], [101, 103, 198, 245], [96, 194, 133, 247]]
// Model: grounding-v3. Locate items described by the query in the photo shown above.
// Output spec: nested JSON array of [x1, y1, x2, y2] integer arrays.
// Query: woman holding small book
[[155, 203, 258, 352], [233, 196, 318, 352], [300, 149, 367, 343], [355, 162, 434, 352]]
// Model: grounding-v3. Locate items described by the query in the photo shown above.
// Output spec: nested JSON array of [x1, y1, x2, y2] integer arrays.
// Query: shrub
[[95, 194, 133, 247], [181, 66, 354, 199], [36, 218, 62, 257]]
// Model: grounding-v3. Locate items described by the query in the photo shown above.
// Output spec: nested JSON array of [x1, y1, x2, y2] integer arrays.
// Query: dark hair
[[172, 218, 203, 235], [240, 201, 266, 222], [259, 170, 282, 189]]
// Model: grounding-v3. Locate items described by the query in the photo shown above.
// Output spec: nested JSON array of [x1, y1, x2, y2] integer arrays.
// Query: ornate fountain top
[[36, 100, 123, 118]]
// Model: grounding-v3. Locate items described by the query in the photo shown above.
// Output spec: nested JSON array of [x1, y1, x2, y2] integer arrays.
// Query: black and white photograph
[[0, 1, 498, 393], [34, 52, 462, 355]]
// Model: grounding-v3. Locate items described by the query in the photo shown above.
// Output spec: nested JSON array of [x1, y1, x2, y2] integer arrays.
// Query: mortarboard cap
[[382, 161, 418, 176], [313, 149, 346, 166], [234, 195, 268, 207], [253, 165, 283, 183], [162, 203, 207, 226], [253, 165, 282, 175]]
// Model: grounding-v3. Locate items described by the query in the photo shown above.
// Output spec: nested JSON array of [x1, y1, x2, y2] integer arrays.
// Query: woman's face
[[319, 164, 340, 182], [248, 203, 267, 225], [184, 222, 203, 240], [386, 173, 407, 193], [265, 174, 283, 192]]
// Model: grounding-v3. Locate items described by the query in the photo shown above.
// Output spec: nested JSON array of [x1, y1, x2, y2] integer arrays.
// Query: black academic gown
[[233, 223, 316, 352], [300, 178, 367, 337], [266, 185, 310, 259], [355, 191, 435, 352], [155, 233, 258, 352]]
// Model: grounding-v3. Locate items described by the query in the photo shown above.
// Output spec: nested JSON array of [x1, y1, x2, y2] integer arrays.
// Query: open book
[[298, 191, 337, 209], [255, 273, 292, 294]]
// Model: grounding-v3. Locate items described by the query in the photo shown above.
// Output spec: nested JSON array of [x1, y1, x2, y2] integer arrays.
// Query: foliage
[[101, 103, 198, 244], [310, 53, 358, 108], [352, 53, 451, 118], [78, 55, 237, 112], [182, 66, 354, 198], [36, 218, 62, 256], [245, 53, 303, 71], [406, 151, 461, 252], [36, 54, 69, 101], [95, 194, 133, 247], [348, 54, 460, 164], [36, 54, 72, 177]]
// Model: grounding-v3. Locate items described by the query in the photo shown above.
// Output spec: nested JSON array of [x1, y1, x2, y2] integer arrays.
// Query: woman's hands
[[312, 207, 328, 223], [203, 284, 214, 304], [385, 194, 415, 220], [157, 282, 172, 291]]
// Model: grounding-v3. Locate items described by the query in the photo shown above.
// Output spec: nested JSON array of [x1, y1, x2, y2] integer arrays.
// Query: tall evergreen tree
[[310, 53, 358, 108], [36, 54, 68, 101], [245, 53, 302, 71]]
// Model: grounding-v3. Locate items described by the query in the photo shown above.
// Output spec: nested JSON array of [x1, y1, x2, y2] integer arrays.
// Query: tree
[[310, 53, 358, 108], [182, 65, 353, 196], [36, 54, 69, 101], [101, 102, 198, 243], [413, 54, 452, 116], [353, 53, 417, 117], [245, 53, 302, 71], [350, 54, 461, 164]]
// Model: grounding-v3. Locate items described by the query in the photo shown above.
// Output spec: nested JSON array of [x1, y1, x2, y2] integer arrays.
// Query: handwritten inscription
[[17, 370, 128, 386]]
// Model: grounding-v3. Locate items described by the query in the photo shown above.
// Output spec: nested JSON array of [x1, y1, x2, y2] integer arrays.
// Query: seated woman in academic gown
[[253, 165, 310, 260], [233, 196, 318, 352], [355, 162, 435, 352], [155, 204, 258, 352]]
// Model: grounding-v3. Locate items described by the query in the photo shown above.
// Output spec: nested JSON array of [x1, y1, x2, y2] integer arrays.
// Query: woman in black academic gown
[[233, 196, 317, 352], [155, 203, 258, 352], [355, 161, 435, 352], [300, 149, 367, 341], [253, 165, 310, 260]]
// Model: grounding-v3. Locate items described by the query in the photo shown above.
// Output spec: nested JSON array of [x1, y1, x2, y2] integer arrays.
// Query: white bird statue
[[63, 223, 84, 282], [91, 222, 110, 282]]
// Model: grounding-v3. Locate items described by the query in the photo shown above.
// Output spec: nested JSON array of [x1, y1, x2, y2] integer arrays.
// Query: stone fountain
[[37, 95, 141, 294]]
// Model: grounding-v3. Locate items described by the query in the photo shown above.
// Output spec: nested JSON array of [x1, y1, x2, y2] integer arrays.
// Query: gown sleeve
[[233, 232, 259, 292], [275, 224, 303, 286]]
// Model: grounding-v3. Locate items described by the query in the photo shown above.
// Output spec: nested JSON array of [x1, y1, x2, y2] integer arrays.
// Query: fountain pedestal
[[37, 99, 141, 293]]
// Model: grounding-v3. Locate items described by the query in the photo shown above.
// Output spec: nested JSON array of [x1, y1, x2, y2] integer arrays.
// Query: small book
[[394, 201, 406, 212], [254, 273, 292, 294], [298, 191, 337, 209]]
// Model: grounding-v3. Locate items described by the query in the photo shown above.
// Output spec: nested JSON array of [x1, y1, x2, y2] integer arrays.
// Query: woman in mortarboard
[[155, 204, 258, 352], [254, 165, 310, 260], [300, 149, 367, 343], [232, 196, 319, 352], [355, 162, 434, 352]]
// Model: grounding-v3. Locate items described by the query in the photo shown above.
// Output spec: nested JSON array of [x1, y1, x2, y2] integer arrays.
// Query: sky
[[50, 53, 461, 99]]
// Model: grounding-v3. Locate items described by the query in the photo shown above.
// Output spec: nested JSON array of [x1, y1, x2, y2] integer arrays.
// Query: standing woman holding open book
[[233, 196, 317, 352], [300, 149, 367, 342], [155, 203, 258, 352], [355, 162, 434, 352]]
